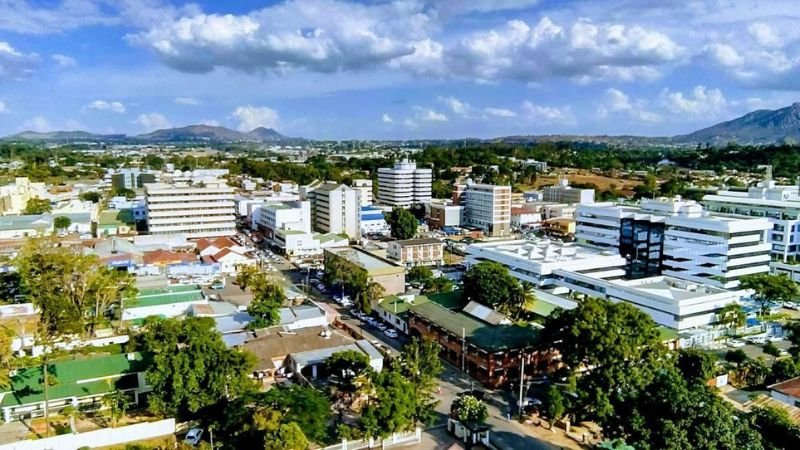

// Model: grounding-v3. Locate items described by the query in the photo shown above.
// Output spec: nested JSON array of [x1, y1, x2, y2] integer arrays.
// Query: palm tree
[[514, 281, 537, 320], [718, 304, 745, 335]]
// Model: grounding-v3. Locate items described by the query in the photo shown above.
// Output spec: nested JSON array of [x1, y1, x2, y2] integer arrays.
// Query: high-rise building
[[256, 201, 312, 240], [144, 179, 236, 239], [542, 179, 595, 204], [455, 182, 512, 237], [352, 179, 374, 206], [302, 182, 360, 240], [377, 159, 432, 207], [110, 169, 159, 191]]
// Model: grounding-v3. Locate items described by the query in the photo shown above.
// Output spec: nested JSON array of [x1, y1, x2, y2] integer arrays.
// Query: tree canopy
[[462, 261, 522, 315], [387, 207, 418, 240], [246, 274, 286, 330], [23, 197, 51, 214], [740, 273, 799, 315]]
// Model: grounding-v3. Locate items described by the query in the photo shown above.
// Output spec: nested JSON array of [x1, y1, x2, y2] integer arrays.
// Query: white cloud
[[0, 101, 7, 114], [22, 116, 51, 132], [174, 97, 199, 105], [747, 23, 782, 48], [438, 96, 471, 117], [704, 43, 744, 67], [521, 101, 573, 123], [0, 0, 114, 34], [0, 41, 40, 82], [598, 88, 661, 123], [135, 113, 171, 131], [661, 85, 728, 119], [414, 107, 448, 122], [484, 107, 516, 118], [87, 100, 126, 113], [402, 118, 418, 128], [381, 114, 393, 123], [233, 105, 279, 131], [52, 54, 76, 68]]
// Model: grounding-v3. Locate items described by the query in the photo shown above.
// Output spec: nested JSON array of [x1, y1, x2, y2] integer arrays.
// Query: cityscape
[[3, 1, 800, 450]]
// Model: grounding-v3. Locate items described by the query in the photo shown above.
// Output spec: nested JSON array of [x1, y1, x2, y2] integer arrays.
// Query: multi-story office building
[[256, 201, 312, 240], [455, 182, 512, 237], [110, 168, 159, 191], [302, 182, 360, 240], [542, 179, 594, 204], [377, 159, 432, 207], [352, 179, 374, 206], [703, 180, 800, 262], [144, 179, 236, 239], [576, 198, 771, 287]]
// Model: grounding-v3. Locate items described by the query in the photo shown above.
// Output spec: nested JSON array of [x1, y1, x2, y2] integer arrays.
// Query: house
[[769, 376, 800, 408], [386, 238, 444, 267], [98, 209, 136, 236], [196, 236, 247, 257], [0, 353, 152, 423], [201, 248, 257, 275], [0, 214, 53, 239], [323, 247, 406, 296], [122, 284, 208, 321], [142, 249, 197, 267]]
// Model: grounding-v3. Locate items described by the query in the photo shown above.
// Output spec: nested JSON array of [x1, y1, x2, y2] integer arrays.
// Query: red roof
[[143, 249, 197, 266], [197, 236, 238, 253], [770, 376, 800, 398]]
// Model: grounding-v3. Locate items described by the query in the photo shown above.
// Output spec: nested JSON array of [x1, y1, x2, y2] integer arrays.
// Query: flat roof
[[98, 209, 134, 226], [325, 247, 402, 274], [135, 284, 204, 307], [467, 239, 618, 263], [613, 276, 728, 300], [243, 326, 354, 372], [393, 238, 443, 247]]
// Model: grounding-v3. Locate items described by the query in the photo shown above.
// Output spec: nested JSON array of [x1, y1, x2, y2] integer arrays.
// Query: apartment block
[[542, 179, 594, 204], [387, 238, 444, 267], [352, 179, 374, 206], [110, 168, 159, 191], [455, 182, 512, 237], [302, 182, 360, 240], [377, 159, 432, 207], [144, 179, 236, 239]]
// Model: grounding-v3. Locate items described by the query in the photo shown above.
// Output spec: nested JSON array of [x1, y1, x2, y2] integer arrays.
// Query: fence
[[0, 418, 175, 450], [320, 428, 421, 450]]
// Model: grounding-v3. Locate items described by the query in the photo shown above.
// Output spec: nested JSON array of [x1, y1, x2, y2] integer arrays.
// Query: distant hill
[[5, 130, 126, 142], [3, 124, 294, 144], [675, 102, 800, 145], [247, 127, 285, 141]]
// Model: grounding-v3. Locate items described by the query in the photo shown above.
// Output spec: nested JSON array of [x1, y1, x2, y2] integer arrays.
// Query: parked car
[[184, 428, 204, 446], [783, 302, 800, 310], [375, 323, 388, 331], [384, 328, 399, 338], [727, 339, 746, 348], [768, 336, 784, 343]]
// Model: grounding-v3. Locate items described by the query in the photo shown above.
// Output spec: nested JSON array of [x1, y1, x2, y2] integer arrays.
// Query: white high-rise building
[[352, 179, 374, 206], [456, 182, 512, 237], [144, 179, 236, 239], [377, 159, 432, 207], [256, 201, 312, 238], [302, 182, 360, 240], [542, 179, 595, 204]]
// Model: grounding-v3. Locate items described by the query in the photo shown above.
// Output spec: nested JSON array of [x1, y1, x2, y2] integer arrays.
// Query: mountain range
[[5, 103, 800, 145]]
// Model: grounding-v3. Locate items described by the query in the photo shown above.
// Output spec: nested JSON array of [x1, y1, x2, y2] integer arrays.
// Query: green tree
[[407, 265, 433, 283], [53, 216, 71, 232], [261, 385, 331, 443], [247, 277, 286, 329], [543, 385, 565, 428], [677, 348, 717, 383], [393, 337, 443, 424], [325, 350, 372, 397], [23, 197, 51, 214], [265, 422, 309, 450], [749, 406, 800, 450], [111, 187, 136, 200], [422, 276, 454, 294], [451, 395, 488, 425], [718, 303, 746, 335], [362, 370, 417, 438], [740, 273, 799, 316], [357, 281, 384, 314], [510, 281, 537, 320], [763, 342, 782, 362], [725, 349, 749, 366], [142, 317, 255, 418], [79, 191, 101, 203], [102, 389, 129, 428], [769, 357, 800, 383], [387, 207, 418, 240], [463, 261, 521, 313]]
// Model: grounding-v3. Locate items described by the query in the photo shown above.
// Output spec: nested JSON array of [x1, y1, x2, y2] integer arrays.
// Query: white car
[[768, 336, 784, 343], [727, 339, 746, 348], [375, 323, 388, 331], [384, 328, 399, 338], [184, 428, 203, 446]]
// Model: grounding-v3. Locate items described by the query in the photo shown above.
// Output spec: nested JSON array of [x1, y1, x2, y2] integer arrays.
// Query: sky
[[1, 0, 800, 140]]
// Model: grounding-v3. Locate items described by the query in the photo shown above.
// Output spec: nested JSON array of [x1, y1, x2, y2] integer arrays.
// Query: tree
[[23, 197, 51, 214], [407, 266, 433, 284], [510, 281, 537, 320], [0, 330, 13, 389], [325, 350, 372, 397], [725, 349, 749, 366], [262, 385, 331, 444], [785, 321, 800, 357], [677, 348, 717, 383], [143, 317, 255, 418], [387, 207, 418, 240], [103, 389, 129, 428], [749, 406, 800, 450], [451, 395, 488, 425], [111, 187, 136, 200], [236, 265, 259, 292], [357, 281, 384, 314], [247, 276, 286, 329], [362, 370, 417, 438], [394, 337, 443, 425], [769, 357, 800, 384], [53, 216, 71, 232], [79, 191, 101, 203], [763, 342, 782, 362], [431, 179, 452, 199], [542, 385, 565, 429], [718, 303, 745, 335], [422, 276, 454, 294], [463, 262, 521, 313], [740, 273, 799, 316]]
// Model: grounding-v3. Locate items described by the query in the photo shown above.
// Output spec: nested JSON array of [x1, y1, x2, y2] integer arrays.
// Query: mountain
[[246, 127, 285, 141], [675, 102, 800, 145], [135, 125, 251, 142], [5, 130, 126, 142]]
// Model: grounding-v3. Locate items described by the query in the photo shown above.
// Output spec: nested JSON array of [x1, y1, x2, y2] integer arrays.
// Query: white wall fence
[[0, 418, 175, 450], [321, 428, 421, 450]]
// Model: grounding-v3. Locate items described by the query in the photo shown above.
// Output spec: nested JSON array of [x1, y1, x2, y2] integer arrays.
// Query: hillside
[[675, 102, 800, 145], [5, 130, 126, 142]]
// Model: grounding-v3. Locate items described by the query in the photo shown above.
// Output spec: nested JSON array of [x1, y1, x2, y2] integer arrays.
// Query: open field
[[532, 171, 642, 194]]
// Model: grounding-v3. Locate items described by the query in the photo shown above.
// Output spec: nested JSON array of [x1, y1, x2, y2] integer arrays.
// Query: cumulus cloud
[[87, 100, 126, 113], [661, 85, 728, 119], [747, 23, 782, 48], [521, 101, 573, 123], [135, 113, 171, 131], [438, 96, 471, 116], [597, 88, 661, 123], [414, 107, 448, 122], [0, 0, 114, 34], [0, 41, 40, 82], [447, 17, 682, 83], [704, 43, 744, 67], [381, 113, 393, 123], [22, 116, 51, 132], [0, 101, 7, 114], [52, 54, 76, 68], [484, 107, 516, 118], [233, 105, 279, 131], [174, 97, 199, 105]]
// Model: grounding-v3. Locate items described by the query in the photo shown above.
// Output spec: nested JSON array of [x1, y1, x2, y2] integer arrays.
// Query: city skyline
[[1, 0, 800, 139]]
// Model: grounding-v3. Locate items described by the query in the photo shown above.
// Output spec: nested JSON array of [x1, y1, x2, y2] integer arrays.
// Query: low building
[[360, 206, 389, 235], [542, 179, 594, 204], [0, 214, 53, 239], [122, 284, 207, 321], [769, 376, 800, 408], [324, 247, 405, 295], [0, 353, 152, 423], [387, 238, 444, 267], [275, 230, 349, 259], [200, 248, 257, 275], [541, 218, 576, 237], [196, 236, 248, 257], [511, 207, 542, 229], [352, 179, 374, 206], [376, 294, 430, 333], [428, 201, 463, 230], [98, 209, 135, 236]]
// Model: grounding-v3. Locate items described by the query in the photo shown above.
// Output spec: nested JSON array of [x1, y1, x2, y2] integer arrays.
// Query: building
[[0, 177, 48, 216], [428, 201, 463, 230], [256, 201, 312, 242], [541, 218, 575, 237], [98, 209, 135, 236], [324, 247, 406, 295], [122, 284, 208, 321], [0, 352, 153, 423], [0, 214, 53, 239], [576, 198, 771, 286], [703, 179, 800, 262], [144, 179, 236, 239], [521, 159, 548, 172], [377, 159, 432, 207], [511, 206, 543, 229], [360, 205, 390, 235], [542, 179, 595, 204], [768, 376, 800, 408], [455, 182, 512, 237], [465, 239, 627, 288], [352, 179, 374, 206], [201, 247, 257, 275], [275, 229, 348, 259], [387, 238, 445, 267], [110, 168, 159, 190], [302, 182, 360, 240]]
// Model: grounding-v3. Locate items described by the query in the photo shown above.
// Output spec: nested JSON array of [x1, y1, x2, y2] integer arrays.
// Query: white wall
[[0, 419, 175, 450], [122, 299, 207, 320]]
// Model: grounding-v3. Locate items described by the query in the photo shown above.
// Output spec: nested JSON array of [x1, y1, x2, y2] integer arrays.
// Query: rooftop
[[613, 276, 728, 300], [769, 376, 800, 398], [325, 246, 402, 274], [243, 326, 355, 372], [98, 209, 134, 227], [134, 284, 205, 308], [393, 238, 443, 247], [467, 239, 618, 263]]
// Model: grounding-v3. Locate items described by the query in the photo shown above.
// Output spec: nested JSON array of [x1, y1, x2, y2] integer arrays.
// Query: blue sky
[[1, 0, 799, 139]]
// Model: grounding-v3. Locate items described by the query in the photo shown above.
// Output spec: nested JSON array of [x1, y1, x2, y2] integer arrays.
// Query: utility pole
[[517, 356, 526, 419], [461, 327, 466, 373]]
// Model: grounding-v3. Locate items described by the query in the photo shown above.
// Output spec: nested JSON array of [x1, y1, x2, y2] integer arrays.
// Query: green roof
[[409, 301, 538, 352], [315, 232, 349, 244], [0, 353, 152, 408], [427, 290, 467, 310], [98, 209, 135, 227], [279, 229, 306, 236], [378, 295, 430, 318], [264, 203, 292, 210], [135, 284, 204, 307], [659, 327, 680, 341]]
